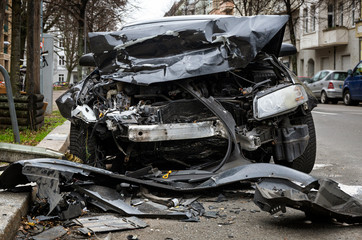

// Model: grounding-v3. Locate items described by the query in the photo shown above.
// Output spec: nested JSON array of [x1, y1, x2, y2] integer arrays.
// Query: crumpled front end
[[56, 15, 316, 174]]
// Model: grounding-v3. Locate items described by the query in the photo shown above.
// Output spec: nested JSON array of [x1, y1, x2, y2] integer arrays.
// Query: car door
[[350, 62, 362, 100], [309, 71, 329, 98], [307, 71, 321, 97]]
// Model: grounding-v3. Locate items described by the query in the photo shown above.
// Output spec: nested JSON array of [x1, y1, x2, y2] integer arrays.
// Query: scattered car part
[[254, 178, 362, 223], [74, 185, 188, 219], [0, 159, 318, 192], [31, 226, 67, 240], [74, 215, 148, 235]]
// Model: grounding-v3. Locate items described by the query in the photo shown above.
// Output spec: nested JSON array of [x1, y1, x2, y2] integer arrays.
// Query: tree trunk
[[66, 69, 72, 83], [285, 0, 298, 75], [10, 0, 22, 96], [26, 0, 41, 130], [76, 0, 89, 83], [0, 1, 5, 51], [77, 18, 84, 83], [25, 0, 41, 95], [20, 3, 28, 65]]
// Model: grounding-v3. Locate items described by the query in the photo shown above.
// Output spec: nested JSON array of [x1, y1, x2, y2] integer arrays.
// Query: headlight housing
[[253, 84, 308, 120]]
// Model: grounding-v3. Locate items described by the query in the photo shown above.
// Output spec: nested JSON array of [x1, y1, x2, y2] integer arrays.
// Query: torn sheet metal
[[74, 215, 148, 234], [0, 159, 317, 192], [254, 178, 362, 223], [74, 185, 144, 216], [89, 15, 288, 85], [74, 185, 188, 219]]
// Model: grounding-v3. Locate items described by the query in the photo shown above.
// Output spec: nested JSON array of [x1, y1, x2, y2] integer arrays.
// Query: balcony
[[300, 27, 348, 50], [300, 32, 319, 49], [320, 27, 348, 47]]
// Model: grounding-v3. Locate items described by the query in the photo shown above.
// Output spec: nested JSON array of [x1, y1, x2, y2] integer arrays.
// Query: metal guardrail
[[0, 65, 20, 143]]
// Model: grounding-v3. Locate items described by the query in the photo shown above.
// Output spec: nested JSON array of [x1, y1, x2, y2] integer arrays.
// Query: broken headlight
[[253, 85, 308, 120]]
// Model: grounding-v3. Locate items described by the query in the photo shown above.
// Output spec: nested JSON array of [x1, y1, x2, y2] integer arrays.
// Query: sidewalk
[[0, 91, 71, 240]]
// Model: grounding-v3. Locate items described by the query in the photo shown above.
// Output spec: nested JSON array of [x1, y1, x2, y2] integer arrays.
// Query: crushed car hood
[[89, 15, 288, 85]]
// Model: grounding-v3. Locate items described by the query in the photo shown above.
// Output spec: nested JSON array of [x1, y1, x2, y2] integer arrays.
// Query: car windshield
[[331, 72, 347, 80]]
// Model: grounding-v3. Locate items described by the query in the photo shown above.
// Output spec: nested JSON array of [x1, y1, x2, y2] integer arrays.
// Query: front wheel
[[343, 90, 358, 106], [274, 113, 316, 173], [69, 123, 101, 167]]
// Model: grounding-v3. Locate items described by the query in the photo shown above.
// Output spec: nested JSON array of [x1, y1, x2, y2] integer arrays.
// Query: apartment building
[[165, 0, 213, 16], [52, 37, 78, 85], [297, 0, 359, 77], [167, 0, 361, 76], [0, 0, 12, 79]]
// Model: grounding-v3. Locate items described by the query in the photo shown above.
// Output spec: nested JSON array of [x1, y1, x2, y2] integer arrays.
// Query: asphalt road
[[311, 103, 362, 185], [105, 103, 362, 240]]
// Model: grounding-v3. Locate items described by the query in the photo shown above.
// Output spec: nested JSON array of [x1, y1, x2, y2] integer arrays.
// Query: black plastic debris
[[203, 211, 218, 219], [32, 226, 67, 240], [254, 178, 362, 223], [74, 215, 148, 234]]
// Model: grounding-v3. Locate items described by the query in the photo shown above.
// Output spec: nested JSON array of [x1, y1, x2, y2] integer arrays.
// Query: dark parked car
[[57, 15, 317, 174], [343, 61, 362, 105]]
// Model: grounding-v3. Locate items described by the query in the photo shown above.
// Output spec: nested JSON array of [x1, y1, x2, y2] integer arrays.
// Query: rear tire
[[320, 91, 328, 104], [69, 123, 99, 167]]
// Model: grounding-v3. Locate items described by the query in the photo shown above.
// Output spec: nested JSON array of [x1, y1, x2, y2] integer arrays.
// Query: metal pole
[[0, 65, 20, 143]]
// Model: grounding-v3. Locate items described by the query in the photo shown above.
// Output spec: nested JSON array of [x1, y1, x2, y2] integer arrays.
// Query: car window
[[331, 72, 347, 80], [311, 71, 321, 82], [325, 73, 331, 80], [353, 62, 362, 76], [319, 71, 329, 80]]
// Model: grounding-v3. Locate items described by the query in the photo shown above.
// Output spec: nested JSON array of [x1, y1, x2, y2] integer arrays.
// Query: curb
[[0, 120, 70, 240]]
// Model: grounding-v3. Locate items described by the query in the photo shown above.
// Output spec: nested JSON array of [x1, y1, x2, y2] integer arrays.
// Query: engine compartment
[[60, 54, 313, 172]]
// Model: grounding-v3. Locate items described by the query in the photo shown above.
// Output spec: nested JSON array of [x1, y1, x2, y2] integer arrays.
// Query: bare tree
[[10, 0, 22, 96], [229, 0, 276, 16], [43, 0, 130, 82], [0, 1, 5, 61]]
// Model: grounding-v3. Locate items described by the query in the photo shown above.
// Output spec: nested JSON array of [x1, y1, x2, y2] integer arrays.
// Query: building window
[[59, 39, 64, 48], [59, 74, 64, 82], [59, 56, 65, 66], [303, 8, 308, 33], [212, 0, 220, 9], [311, 5, 316, 31], [339, 3, 343, 26], [328, 4, 334, 28]]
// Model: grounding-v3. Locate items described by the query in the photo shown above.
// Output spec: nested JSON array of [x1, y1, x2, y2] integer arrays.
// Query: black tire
[[69, 123, 99, 166], [320, 91, 328, 104], [275, 113, 316, 173], [291, 113, 316, 173], [343, 90, 358, 106]]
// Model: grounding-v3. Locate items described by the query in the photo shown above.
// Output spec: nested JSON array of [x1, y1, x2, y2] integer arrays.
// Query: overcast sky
[[124, 0, 177, 25]]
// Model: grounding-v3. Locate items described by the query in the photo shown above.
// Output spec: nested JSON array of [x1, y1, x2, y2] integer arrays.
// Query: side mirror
[[347, 69, 352, 76], [79, 53, 96, 67], [279, 43, 297, 57]]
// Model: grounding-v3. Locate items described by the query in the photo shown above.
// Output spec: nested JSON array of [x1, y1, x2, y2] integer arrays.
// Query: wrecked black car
[[57, 15, 317, 174]]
